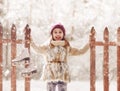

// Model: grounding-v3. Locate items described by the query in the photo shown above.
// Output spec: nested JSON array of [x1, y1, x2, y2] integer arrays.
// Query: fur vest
[[31, 39, 89, 83]]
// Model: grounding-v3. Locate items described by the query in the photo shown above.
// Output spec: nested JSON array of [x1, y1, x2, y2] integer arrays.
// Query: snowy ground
[[3, 80, 117, 91]]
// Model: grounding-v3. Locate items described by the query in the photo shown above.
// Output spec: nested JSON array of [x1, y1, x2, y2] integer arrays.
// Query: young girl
[[31, 24, 89, 91]]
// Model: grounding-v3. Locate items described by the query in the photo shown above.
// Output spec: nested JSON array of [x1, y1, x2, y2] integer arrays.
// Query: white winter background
[[0, 0, 120, 91]]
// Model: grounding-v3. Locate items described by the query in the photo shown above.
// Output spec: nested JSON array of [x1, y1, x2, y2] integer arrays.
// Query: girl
[[31, 24, 89, 91]]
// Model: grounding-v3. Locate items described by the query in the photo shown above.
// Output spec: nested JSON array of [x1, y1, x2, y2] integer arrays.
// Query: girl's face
[[52, 28, 64, 41]]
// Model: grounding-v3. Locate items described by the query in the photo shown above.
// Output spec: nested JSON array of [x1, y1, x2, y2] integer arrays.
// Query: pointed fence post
[[24, 24, 31, 91], [0, 24, 119, 91], [11, 24, 17, 91], [0, 23, 3, 91], [103, 27, 109, 91], [117, 27, 120, 91], [90, 27, 96, 91]]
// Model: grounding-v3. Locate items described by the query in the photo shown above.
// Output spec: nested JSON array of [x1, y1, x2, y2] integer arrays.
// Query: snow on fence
[[0, 23, 31, 91], [89, 27, 120, 91], [0, 24, 120, 91]]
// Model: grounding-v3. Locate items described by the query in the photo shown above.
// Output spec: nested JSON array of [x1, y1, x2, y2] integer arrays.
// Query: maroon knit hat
[[50, 24, 66, 36]]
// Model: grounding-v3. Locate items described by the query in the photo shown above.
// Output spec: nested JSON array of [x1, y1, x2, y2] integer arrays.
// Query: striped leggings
[[47, 81, 67, 91]]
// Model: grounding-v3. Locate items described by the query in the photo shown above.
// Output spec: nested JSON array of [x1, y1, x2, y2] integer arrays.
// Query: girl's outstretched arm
[[30, 38, 47, 54], [69, 43, 89, 56]]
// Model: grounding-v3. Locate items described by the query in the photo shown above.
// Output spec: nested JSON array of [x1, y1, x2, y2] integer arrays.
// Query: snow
[[3, 80, 117, 91]]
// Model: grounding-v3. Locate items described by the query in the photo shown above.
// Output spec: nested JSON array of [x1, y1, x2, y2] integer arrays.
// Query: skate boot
[[12, 48, 30, 66], [21, 65, 37, 77]]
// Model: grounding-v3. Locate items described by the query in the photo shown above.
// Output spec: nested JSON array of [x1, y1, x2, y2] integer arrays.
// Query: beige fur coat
[[31, 39, 89, 83]]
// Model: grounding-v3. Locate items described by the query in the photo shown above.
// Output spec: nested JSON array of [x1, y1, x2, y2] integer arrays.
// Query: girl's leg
[[57, 81, 67, 91], [47, 82, 56, 91]]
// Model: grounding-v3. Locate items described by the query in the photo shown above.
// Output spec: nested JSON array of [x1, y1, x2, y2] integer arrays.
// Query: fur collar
[[50, 40, 70, 48], [51, 40, 65, 46]]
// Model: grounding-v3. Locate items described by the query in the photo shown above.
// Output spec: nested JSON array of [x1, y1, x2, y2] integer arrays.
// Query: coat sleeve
[[69, 43, 89, 56], [30, 41, 47, 54]]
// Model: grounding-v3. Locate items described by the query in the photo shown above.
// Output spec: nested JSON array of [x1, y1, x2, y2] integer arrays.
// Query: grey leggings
[[47, 81, 67, 91]]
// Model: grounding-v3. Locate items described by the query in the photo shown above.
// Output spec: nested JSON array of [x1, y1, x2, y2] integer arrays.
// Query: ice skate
[[12, 48, 30, 66], [21, 65, 37, 77]]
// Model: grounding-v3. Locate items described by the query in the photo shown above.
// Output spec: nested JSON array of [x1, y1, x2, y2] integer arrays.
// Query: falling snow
[[0, 0, 120, 90]]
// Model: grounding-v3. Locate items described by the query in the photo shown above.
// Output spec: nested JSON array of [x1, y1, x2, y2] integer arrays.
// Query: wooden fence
[[90, 27, 120, 91], [0, 23, 31, 91], [0, 24, 120, 91]]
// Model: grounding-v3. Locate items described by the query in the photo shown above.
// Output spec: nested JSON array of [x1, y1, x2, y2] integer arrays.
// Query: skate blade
[[12, 57, 30, 66], [21, 70, 37, 77]]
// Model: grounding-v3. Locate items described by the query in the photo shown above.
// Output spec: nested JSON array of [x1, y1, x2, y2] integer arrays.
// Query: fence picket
[[24, 24, 31, 91], [103, 28, 109, 91], [11, 24, 17, 91], [0, 23, 3, 91], [117, 27, 120, 91], [90, 27, 96, 91]]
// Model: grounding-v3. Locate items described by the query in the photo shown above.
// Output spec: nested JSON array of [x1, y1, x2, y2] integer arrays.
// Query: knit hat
[[50, 24, 66, 36]]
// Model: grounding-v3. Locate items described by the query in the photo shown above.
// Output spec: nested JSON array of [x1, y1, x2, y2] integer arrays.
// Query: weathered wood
[[0, 39, 23, 43], [25, 76, 30, 91], [0, 23, 32, 91], [90, 27, 96, 91], [0, 23, 3, 91], [0, 23, 119, 91], [117, 27, 120, 91], [11, 24, 17, 91], [103, 27, 109, 91], [24, 24, 31, 91], [95, 41, 116, 46]]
